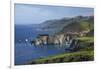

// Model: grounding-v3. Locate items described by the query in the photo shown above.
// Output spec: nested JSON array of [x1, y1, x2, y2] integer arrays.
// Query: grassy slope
[[62, 20, 94, 33], [29, 51, 93, 64], [29, 36, 94, 64], [76, 36, 94, 51]]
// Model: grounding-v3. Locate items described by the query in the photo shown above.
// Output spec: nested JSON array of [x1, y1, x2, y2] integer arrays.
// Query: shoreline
[[28, 50, 94, 65]]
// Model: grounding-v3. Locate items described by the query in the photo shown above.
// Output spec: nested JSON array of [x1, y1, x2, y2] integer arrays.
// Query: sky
[[15, 3, 94, 24]]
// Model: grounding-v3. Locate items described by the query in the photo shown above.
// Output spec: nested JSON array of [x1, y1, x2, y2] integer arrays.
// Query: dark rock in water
[[30, 40, 36, 45]]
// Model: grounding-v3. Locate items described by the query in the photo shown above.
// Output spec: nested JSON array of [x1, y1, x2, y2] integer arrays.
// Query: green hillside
[[61, 19, 94, 33], [40, 16, 94, 34], [29, 16, 94, 65]]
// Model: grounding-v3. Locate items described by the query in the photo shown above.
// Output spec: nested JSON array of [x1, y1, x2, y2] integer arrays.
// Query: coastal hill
[[39, 16, 94, 34], [29, 16, 94, 64], [61, 16, 94, 33]]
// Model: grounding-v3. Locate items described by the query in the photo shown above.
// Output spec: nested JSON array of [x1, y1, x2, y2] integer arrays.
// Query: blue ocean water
[[15, 25, 68, 65]]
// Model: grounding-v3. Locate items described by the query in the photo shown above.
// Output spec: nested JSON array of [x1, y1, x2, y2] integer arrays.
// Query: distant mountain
[[39, 18, 71, 32], [39, 16, 94, 34]]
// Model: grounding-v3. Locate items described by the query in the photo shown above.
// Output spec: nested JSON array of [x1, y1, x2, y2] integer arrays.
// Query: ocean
[[15, 24, 68, 65]]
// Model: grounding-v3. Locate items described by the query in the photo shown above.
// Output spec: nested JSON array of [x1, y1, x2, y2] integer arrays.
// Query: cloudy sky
[[15, 3, 94, 24]]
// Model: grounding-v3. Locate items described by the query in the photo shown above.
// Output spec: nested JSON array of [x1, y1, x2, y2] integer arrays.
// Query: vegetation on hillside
[[28, 16, 94, 64], [29, 51, 93, 64], [29, 36, 94, 64], [40, 16, 94, 34]]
